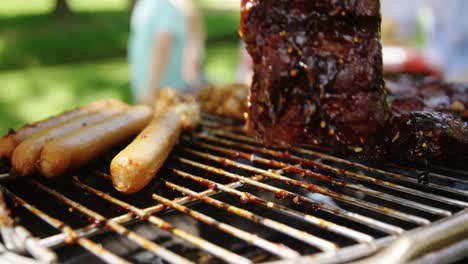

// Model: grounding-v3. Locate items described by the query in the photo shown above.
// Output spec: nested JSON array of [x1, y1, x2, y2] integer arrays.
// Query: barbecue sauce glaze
[[389, 112, 468, 163], [240, 0, 391, 156], [387, 75, 468, 120], [240, 0, 468, 166]]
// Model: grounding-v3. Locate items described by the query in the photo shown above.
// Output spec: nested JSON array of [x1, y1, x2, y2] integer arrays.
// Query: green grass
[[0, 9, 240, 70], [0, 43, 239, 134], [0, 0, 128, 16], [0, 59, 131, 134], [205, 41, 239, 83], [0, 0, 238, 16], [0, 1, 241, 134], [0, 12, 130, 69]]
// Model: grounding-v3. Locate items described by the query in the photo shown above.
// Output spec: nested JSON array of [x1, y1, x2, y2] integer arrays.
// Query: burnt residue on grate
[[0, 113, 466, 263]]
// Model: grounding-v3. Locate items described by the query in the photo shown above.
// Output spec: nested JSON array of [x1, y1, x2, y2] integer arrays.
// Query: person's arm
[[182, 6, 205, 91], [138, 32, 173, 106], [183, 41, 202, 89]]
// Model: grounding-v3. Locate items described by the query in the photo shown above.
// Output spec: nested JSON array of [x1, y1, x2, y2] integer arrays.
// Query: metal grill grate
[[0, 113, 467, 263]]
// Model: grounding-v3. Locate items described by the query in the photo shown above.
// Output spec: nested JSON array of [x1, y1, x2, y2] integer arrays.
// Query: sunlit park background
[[0, 0, 241, 133]]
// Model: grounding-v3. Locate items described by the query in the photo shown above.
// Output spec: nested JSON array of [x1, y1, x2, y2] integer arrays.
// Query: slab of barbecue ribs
[[240, 0, 468, 166], [387, 75, 468, 120]]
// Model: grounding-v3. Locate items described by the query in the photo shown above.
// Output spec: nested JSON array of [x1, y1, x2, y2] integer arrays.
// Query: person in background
[[129, 0, 205, 106], [381, 0, 468, 82]]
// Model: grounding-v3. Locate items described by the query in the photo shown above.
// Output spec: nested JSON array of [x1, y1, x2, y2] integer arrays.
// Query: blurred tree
[[53, 0, 72, 17]]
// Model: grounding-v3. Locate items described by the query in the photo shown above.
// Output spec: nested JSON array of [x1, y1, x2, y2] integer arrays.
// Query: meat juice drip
[[241, 0, 391, 154]]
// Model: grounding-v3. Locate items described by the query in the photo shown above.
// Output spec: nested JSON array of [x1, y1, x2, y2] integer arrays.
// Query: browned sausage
[[109, 88, 200, 193], [111, 108, 182, 194], [0, 99, 128, 159], [155, 88, 201, 129], [12, 104, 127, 176], [38, 106, 152, 178]]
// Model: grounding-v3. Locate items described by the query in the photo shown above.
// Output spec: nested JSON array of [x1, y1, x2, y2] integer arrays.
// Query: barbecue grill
[[0, 113, 467, 264]]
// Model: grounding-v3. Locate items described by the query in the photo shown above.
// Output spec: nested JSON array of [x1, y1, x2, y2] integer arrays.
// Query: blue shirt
[[129, 0, 188, 98]]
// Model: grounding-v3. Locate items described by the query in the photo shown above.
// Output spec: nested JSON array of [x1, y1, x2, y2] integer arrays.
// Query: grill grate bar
[[188, 136, 453, 217], [200, 118, 467, 198], [182, 148, 431, 226], [169, 168, 375, 244], [295, 148, 468, 197], [402, 169, 468, 186], [70, 177, 252, 264], [0, 173, 12, 181], [162, 177, 342, 250], [40, 173, 264, 250], [430, 165, 468, 177], [0, 113, 465, 264], [0, 185, 131, 264], [152, 193, 304, 259], [29, 179, 194, 264], [176, 156, 405, 235], [73, 174, 303, 259], [204, 129, 468, 208]]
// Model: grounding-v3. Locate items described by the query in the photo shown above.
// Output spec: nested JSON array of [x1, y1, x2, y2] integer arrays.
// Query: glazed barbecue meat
[[240, 0, 468, 168], [389, 112, 468, 164], [387, 76, 468, 166], [386, 75, 468, 120], [240, 0, 391, 153]]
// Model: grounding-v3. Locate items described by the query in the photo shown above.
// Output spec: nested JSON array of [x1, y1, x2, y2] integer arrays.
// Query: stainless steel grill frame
[[0, 113, 467, 264]]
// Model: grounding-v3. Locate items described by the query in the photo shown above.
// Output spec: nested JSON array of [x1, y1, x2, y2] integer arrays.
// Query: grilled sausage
[[174, 101, 201, 130], [38, 106, 152, 178], [111, 93, 200, 194], [111, 108, 182, 194], [155, 88, 201, 129], [12, 104, 127, 176], [0, 99, 128, 159]]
